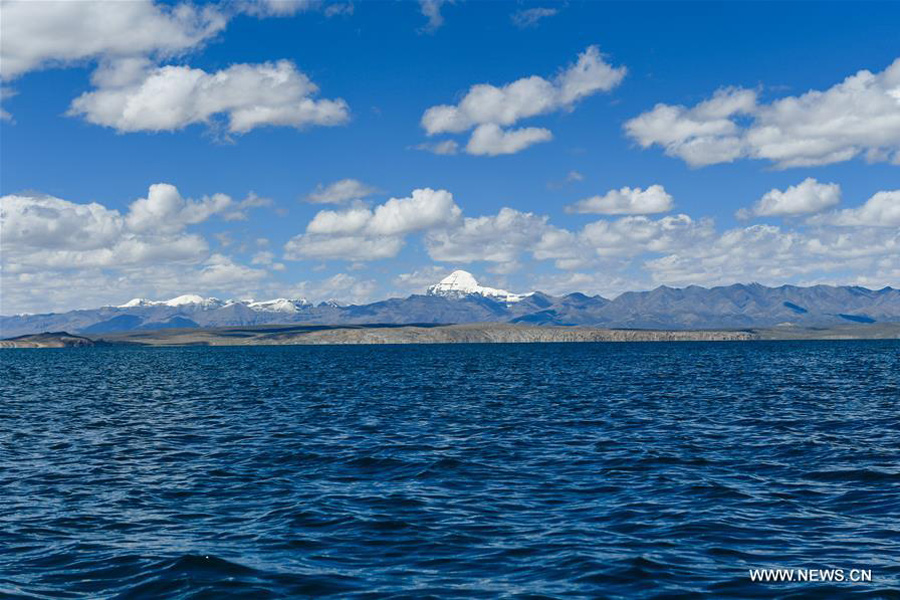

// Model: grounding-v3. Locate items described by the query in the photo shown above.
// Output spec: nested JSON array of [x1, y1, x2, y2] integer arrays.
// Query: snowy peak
[[116, 295, 308, 312], [246, 298, 311, 313], [426, 270, 531, 303], [117, 295, 223, 309], [119, 298, 155, 308], [166, 294, 222, 307]]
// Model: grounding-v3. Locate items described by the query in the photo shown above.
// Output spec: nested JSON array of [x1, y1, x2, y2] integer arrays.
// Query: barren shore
[[2, 322, 899, 348]]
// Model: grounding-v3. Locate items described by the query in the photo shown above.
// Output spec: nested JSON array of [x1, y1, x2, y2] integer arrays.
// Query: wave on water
[[2, 341, 899, 598]]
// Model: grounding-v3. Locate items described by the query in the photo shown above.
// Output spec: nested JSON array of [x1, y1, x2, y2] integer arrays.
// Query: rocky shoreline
[[3, 322, 898, 348]]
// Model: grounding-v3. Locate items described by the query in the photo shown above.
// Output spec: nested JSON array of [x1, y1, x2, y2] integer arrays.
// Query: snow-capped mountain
[[427, 270, 532, 303], [118, 295, 226, 309], [246, 298, 312, 313], [4, 273, 900, 337], [117, 295, 308, 312]]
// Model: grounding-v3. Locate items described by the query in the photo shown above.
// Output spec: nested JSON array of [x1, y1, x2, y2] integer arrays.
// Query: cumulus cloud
[[1, 192, 207, 272], [0, 0, 226, 80], [68, 59, 349, 134], [287, 273, 379, 305], [511, 7, 558, 28], [285, 188, 461, 260], [566, 184, 674, 215], [529, 271, 642, 299], [625, 58, 900, 168], [645, 223, 900, 288], [421, 46, 625, 155], [284, 235, 404, 261], [534, 214, 715, 271], [393, 266, 453, 293], [466, 124, 553, 155], [426, 208, 550, 264], [818, 190, 900, 227], [0, 0, 345, 80], [1, 258, 269, 316], [196, 253, 267, 286], [0, 0, 356, 127], [305, 178, 378, 204], [0, 185, 270, 313], [0, 184, 263, 273], [737, 178, 841, 219], [126, 184, 233, 233]]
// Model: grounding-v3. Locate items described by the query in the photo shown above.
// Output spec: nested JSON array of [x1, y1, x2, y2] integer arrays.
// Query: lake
[[1, 341, 898, 598]]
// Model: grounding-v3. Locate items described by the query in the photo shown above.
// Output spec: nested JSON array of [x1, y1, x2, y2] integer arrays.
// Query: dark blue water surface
[[1, 341, 899, 599]]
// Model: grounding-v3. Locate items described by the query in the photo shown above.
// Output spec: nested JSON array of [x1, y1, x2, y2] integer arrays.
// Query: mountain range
[[2, 270, 899, 338]]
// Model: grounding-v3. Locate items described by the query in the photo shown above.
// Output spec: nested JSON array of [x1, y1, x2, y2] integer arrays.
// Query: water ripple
[[1, 340, 898, 598]]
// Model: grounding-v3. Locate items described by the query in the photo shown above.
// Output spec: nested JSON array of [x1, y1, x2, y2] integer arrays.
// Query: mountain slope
[[2, 272, 899, 337]]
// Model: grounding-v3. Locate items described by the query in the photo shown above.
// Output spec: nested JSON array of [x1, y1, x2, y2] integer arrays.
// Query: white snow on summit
[[166, 294, 222, 307], [118, 298, 156, 308], [246, 298, 311, 313], [426, 270, 531, 303], [116, 295, 308, 311], [117, 294, 223, 308]]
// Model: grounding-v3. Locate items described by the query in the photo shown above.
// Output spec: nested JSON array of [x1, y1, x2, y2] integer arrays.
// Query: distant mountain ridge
[[2, 270, 899, 337]]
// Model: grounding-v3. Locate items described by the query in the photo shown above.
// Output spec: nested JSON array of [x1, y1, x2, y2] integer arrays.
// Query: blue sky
[[1, 0, 899, 314]]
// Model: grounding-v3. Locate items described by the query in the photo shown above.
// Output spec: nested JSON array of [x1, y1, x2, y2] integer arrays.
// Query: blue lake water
[[1, 341, 899, 599]]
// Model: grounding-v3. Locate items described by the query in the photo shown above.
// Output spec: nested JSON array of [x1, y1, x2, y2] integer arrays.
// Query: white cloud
[[415, 140, 460, 155], [423, 46, 624, 133], [306, 178, 378, 204], [0, 87, 17, 122], [820, 190, 900, 227], [529, 271, 643, 299], [421, 46, 625, 155], [196, 253, 267, 286], [393, 266, 453, 293], [0, 0, 354, 127], [0, 186, 269, 313], [547, 169, 585, 190], [418, 0, 450, 33], [580, 214, 713, 257], [426, 208, 550, 264], [0, 0, 345, 81], [534, 214, 714, 270], [625, 58, 900, 168], [1, 192, 207, 272], [284, 234, 404, 261], [566, 184, 674, 215], [511, 7, 558, 29], [239, 0, 317, 18], [227, 192, 275, 220], [324, 3, 355, 18], [126, 184, 233, 233], [465, 124, 553, 156], [0, 0, 227, 80], [0, 184, 266, 273], [624, 87, 756, 167], [285, 188, 461, 260], [251, 250, 276, 265], [645, 223, 900, 288], [738, 178, 841, 218], [68, 59, 349, 134], [287, 273, 379, 305]]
